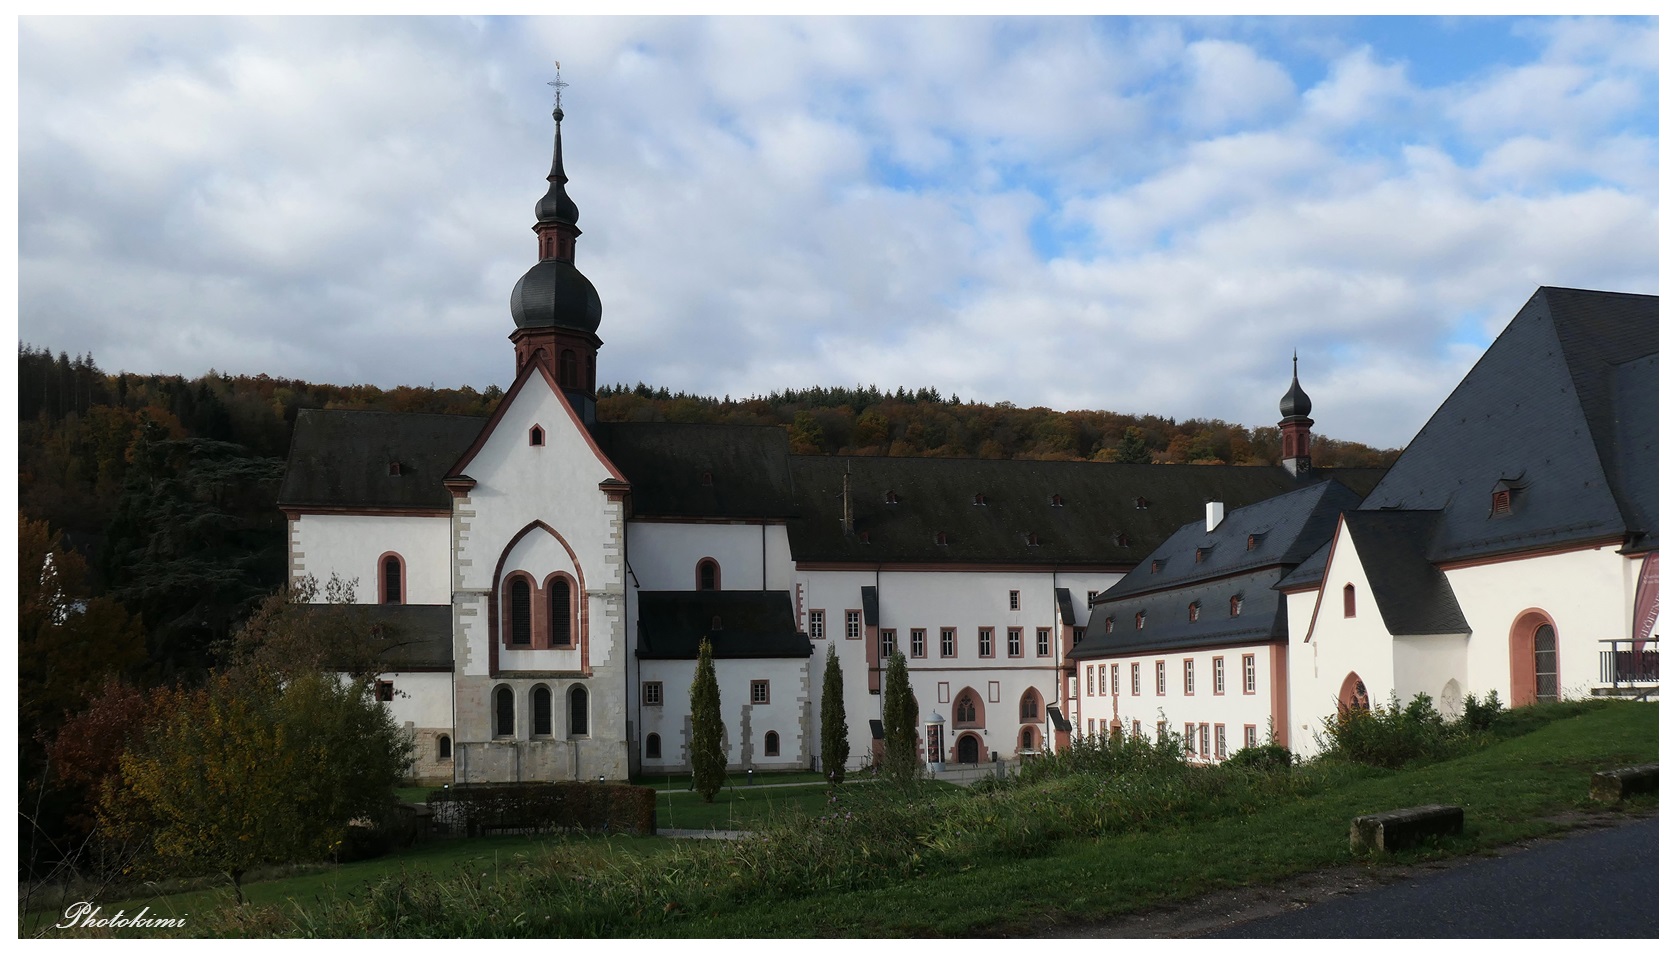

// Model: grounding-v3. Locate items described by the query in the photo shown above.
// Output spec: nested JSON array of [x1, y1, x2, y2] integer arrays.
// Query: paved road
[[1211, 817, 1659, 938]]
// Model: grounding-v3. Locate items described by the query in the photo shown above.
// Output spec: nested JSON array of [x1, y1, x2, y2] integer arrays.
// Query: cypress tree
[[689, 638, 725, 803], [881, 650, 919, 784], [820, 644, 849, 786]]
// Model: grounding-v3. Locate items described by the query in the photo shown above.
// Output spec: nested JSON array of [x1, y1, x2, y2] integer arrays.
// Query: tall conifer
[[820, 644, 849, 785], [689, 638, 725, 803], [881, 650, 919, 784]]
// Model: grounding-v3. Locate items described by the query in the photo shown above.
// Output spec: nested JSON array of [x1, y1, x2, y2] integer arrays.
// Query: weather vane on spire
[[547, 60, 568, 109]]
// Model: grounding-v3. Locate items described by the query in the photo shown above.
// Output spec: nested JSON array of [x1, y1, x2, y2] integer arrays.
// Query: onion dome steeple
[[510, 61, 602, 426], [1278, 351, 1314, 477]]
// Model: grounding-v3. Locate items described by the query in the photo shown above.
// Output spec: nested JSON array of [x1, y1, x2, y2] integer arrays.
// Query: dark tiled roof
[[635, 590, 810, 659], [1343, 511, 1471, 635], [861, 586, 879, 625], [279, 410, 484, 510], [594, 423, 798, 520], [1071, 568, 1288, 658], [1608, 354, 1658, 553], [296, 603, 455, 671], [1095, 480, 1364, 602], [1361, 287, 1657, 562], [786, 455, 1374, 566]]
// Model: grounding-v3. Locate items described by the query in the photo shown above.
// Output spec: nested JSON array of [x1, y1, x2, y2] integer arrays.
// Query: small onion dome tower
[[1279, 351, 1313, 476], [510, 62, 602, 426]]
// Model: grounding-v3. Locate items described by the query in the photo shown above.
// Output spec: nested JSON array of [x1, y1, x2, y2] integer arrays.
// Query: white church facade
[[279, 88, 1655, 784]]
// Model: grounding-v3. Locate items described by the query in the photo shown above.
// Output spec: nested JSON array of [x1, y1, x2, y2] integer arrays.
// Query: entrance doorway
[[956, 734, 979, 764]]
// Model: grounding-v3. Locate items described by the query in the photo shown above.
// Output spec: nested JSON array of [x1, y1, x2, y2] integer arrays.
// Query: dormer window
[[858, 530, 871, 544], [700, 470, 714, 487], [1492, 490, 1511, 515], [973, 493, 988, 506], [1114, 533, 1130, 548], [387, 462, 402, 476], [711, 615, 723, 631], [1230, 595, 1242, 617], [1491, 477, 1526, 517], [1050, 494, 1064, 507], [935, 531, 948, 546], [1246, 533, 1259, 551], [885, 490, 900, 504], [1150, 560, 1162, 574], [1195, 547, 1206, 564], [1188, 602, 1201, 623], [1135, 611, 1145, 630], [1024, 532, 1040, 547], [1135, 497, 1150, 509], [1105, 617, 1115, 633]]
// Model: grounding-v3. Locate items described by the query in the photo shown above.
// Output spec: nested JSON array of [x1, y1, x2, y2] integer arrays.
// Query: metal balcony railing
[[1597, 638, 1659, 689]]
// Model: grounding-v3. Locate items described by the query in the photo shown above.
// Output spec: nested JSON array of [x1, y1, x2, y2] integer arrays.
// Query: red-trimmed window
[[940, 627, 957, 658], [1188, 602, 1201, 623], [1135, 611, 1145, 630], [764, 731, 781, 757], [529, 425, 545, 446], [880, 628, 896, 658], [1184, 658, 1196, 695], [910, 629, 926, 658], [1213, 656, 1226, 694], [509, 577, 533, 646], [1244, 725, 1258, 749], [1155, 660, 1166, 695], [547, 573, 575, 646], [1344, 584, 1357, 618], [1230, 594, 1242, 617], [845, 610, 862, 639], [1019, 689, 1041, 721], [697, 558, 719, 591], [1130, 662, 1140, 696], [1036, 627, 1051, 656], [380, 553, 404, 605], [1184, 723, 1196, 755], [979, 627, 995, 658], [375, 680, 394, 702], [1214, 724, 1227, 760], [1243, 653, 1257, 694], [1007, 627, 1023, 657]]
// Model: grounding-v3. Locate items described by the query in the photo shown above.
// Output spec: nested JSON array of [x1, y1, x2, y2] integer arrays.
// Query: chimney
[[1206, 501, 1225, 532]]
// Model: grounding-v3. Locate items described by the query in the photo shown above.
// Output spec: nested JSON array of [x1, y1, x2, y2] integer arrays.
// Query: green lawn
[[39, 701, 1657, 938]]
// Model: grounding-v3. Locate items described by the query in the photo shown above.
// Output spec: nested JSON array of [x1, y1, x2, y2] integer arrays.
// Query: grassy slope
[[37, 702, 1655, 938]]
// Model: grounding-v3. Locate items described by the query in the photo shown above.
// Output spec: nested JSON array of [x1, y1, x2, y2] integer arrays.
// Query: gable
[[448, 359, 625, 492]]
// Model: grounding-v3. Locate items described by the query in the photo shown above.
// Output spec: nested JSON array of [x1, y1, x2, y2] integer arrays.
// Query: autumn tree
[[101, 670, 411, 902], [820, 644, 849, 785], [881, 650, 919, 784], [689, 638, 726, 803], [230, 575, 415, 685]]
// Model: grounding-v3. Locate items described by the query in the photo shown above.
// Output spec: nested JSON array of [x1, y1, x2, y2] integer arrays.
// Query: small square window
[[375, 680, 394, 702], [750, 680, 770, 705], [643, 681, 664, 706]]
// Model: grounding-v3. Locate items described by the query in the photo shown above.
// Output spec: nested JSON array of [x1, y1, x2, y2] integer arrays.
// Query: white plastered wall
[[292, 514, 451, 604], [1288, 524, 1397, 759], [636, 656, 811, 772], [1075, 645, 1278, 758]]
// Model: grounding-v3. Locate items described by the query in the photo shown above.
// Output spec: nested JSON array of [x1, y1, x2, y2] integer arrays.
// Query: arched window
[[764, 731, 780, 757], [1020, 726, 1035, 750], [509, 578, 532, 645], [559, 349, 578, 388], [697, 558, 719, 591], [493, 685, 514, 738], [645, 733, 662, 759], [568, 685, 589, 737], [548, 575, 573, 646], [1343, 584, 1357, 618], [380, 553, 404, 604], [532, 684, 553, 737], [1019, 689, 1041, 721], [437, 734, 452, 760]]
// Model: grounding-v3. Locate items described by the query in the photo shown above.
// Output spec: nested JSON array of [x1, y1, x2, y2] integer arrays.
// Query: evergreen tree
[[820, 644, 849, 785], [881, 650, 919, 784], [689, 638, 725, 803]]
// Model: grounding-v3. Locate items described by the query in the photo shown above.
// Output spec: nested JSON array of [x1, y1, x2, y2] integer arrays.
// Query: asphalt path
[[1210, 816, 1659, 938]]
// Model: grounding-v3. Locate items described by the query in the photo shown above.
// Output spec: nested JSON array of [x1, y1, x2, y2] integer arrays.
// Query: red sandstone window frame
[[845, 610, 862, 640], [910, 628, 927, 658], [1184, 658, 1196, 696], [545, 572, 577, 647], [1036, 627, 1051, 656], [1213, 656, 1226, 695], [1242, 653, 1257, 694], [1131, 662, 1141, 696], [979, 627, 995, 658], [696, 558, 720, 591], [1344, 584, 1357, 618], [1007, 626, 1023, 658], [378, 552, 406, 605], [1155, 660, 1166, 695], [880, 628, 896, 658], [940, 627, 957, 658]]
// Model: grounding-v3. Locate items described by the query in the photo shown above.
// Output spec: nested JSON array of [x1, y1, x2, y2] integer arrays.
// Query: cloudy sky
[[16, 15, 1659, 450]]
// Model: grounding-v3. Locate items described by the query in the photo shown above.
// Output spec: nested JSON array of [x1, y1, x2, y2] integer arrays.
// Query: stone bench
[[1350, 804, 1464, 853], [1590, 764, 1658, 803]]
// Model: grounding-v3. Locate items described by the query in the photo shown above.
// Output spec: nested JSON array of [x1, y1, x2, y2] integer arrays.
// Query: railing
[[1597, 638, 1659, 689]]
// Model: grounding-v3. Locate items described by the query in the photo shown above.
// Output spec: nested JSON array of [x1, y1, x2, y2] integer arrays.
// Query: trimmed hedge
[[428, 782, 656, 836]]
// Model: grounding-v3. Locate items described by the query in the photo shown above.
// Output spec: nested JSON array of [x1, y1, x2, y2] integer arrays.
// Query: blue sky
[[15, 15, 1659, 449]]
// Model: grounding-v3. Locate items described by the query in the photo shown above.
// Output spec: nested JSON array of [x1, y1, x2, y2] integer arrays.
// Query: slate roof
[[1070, 480, 1360, 659], [279, 410, 485, 510], [785, 454, 1381, 566], [1342, 510, 1471, 636], [593, 423, 798, 520], [1360, 287, 1657, 562], [635, 590, 811, 660], [295, 603, 455, 671]]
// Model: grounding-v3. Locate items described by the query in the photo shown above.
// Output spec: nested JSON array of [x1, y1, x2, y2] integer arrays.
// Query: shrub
[[1225, 742, 1293, 772], [1317, 692, 1460, 769], [1462, 690, 1505, 732], [428, 782, 656, 837]]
